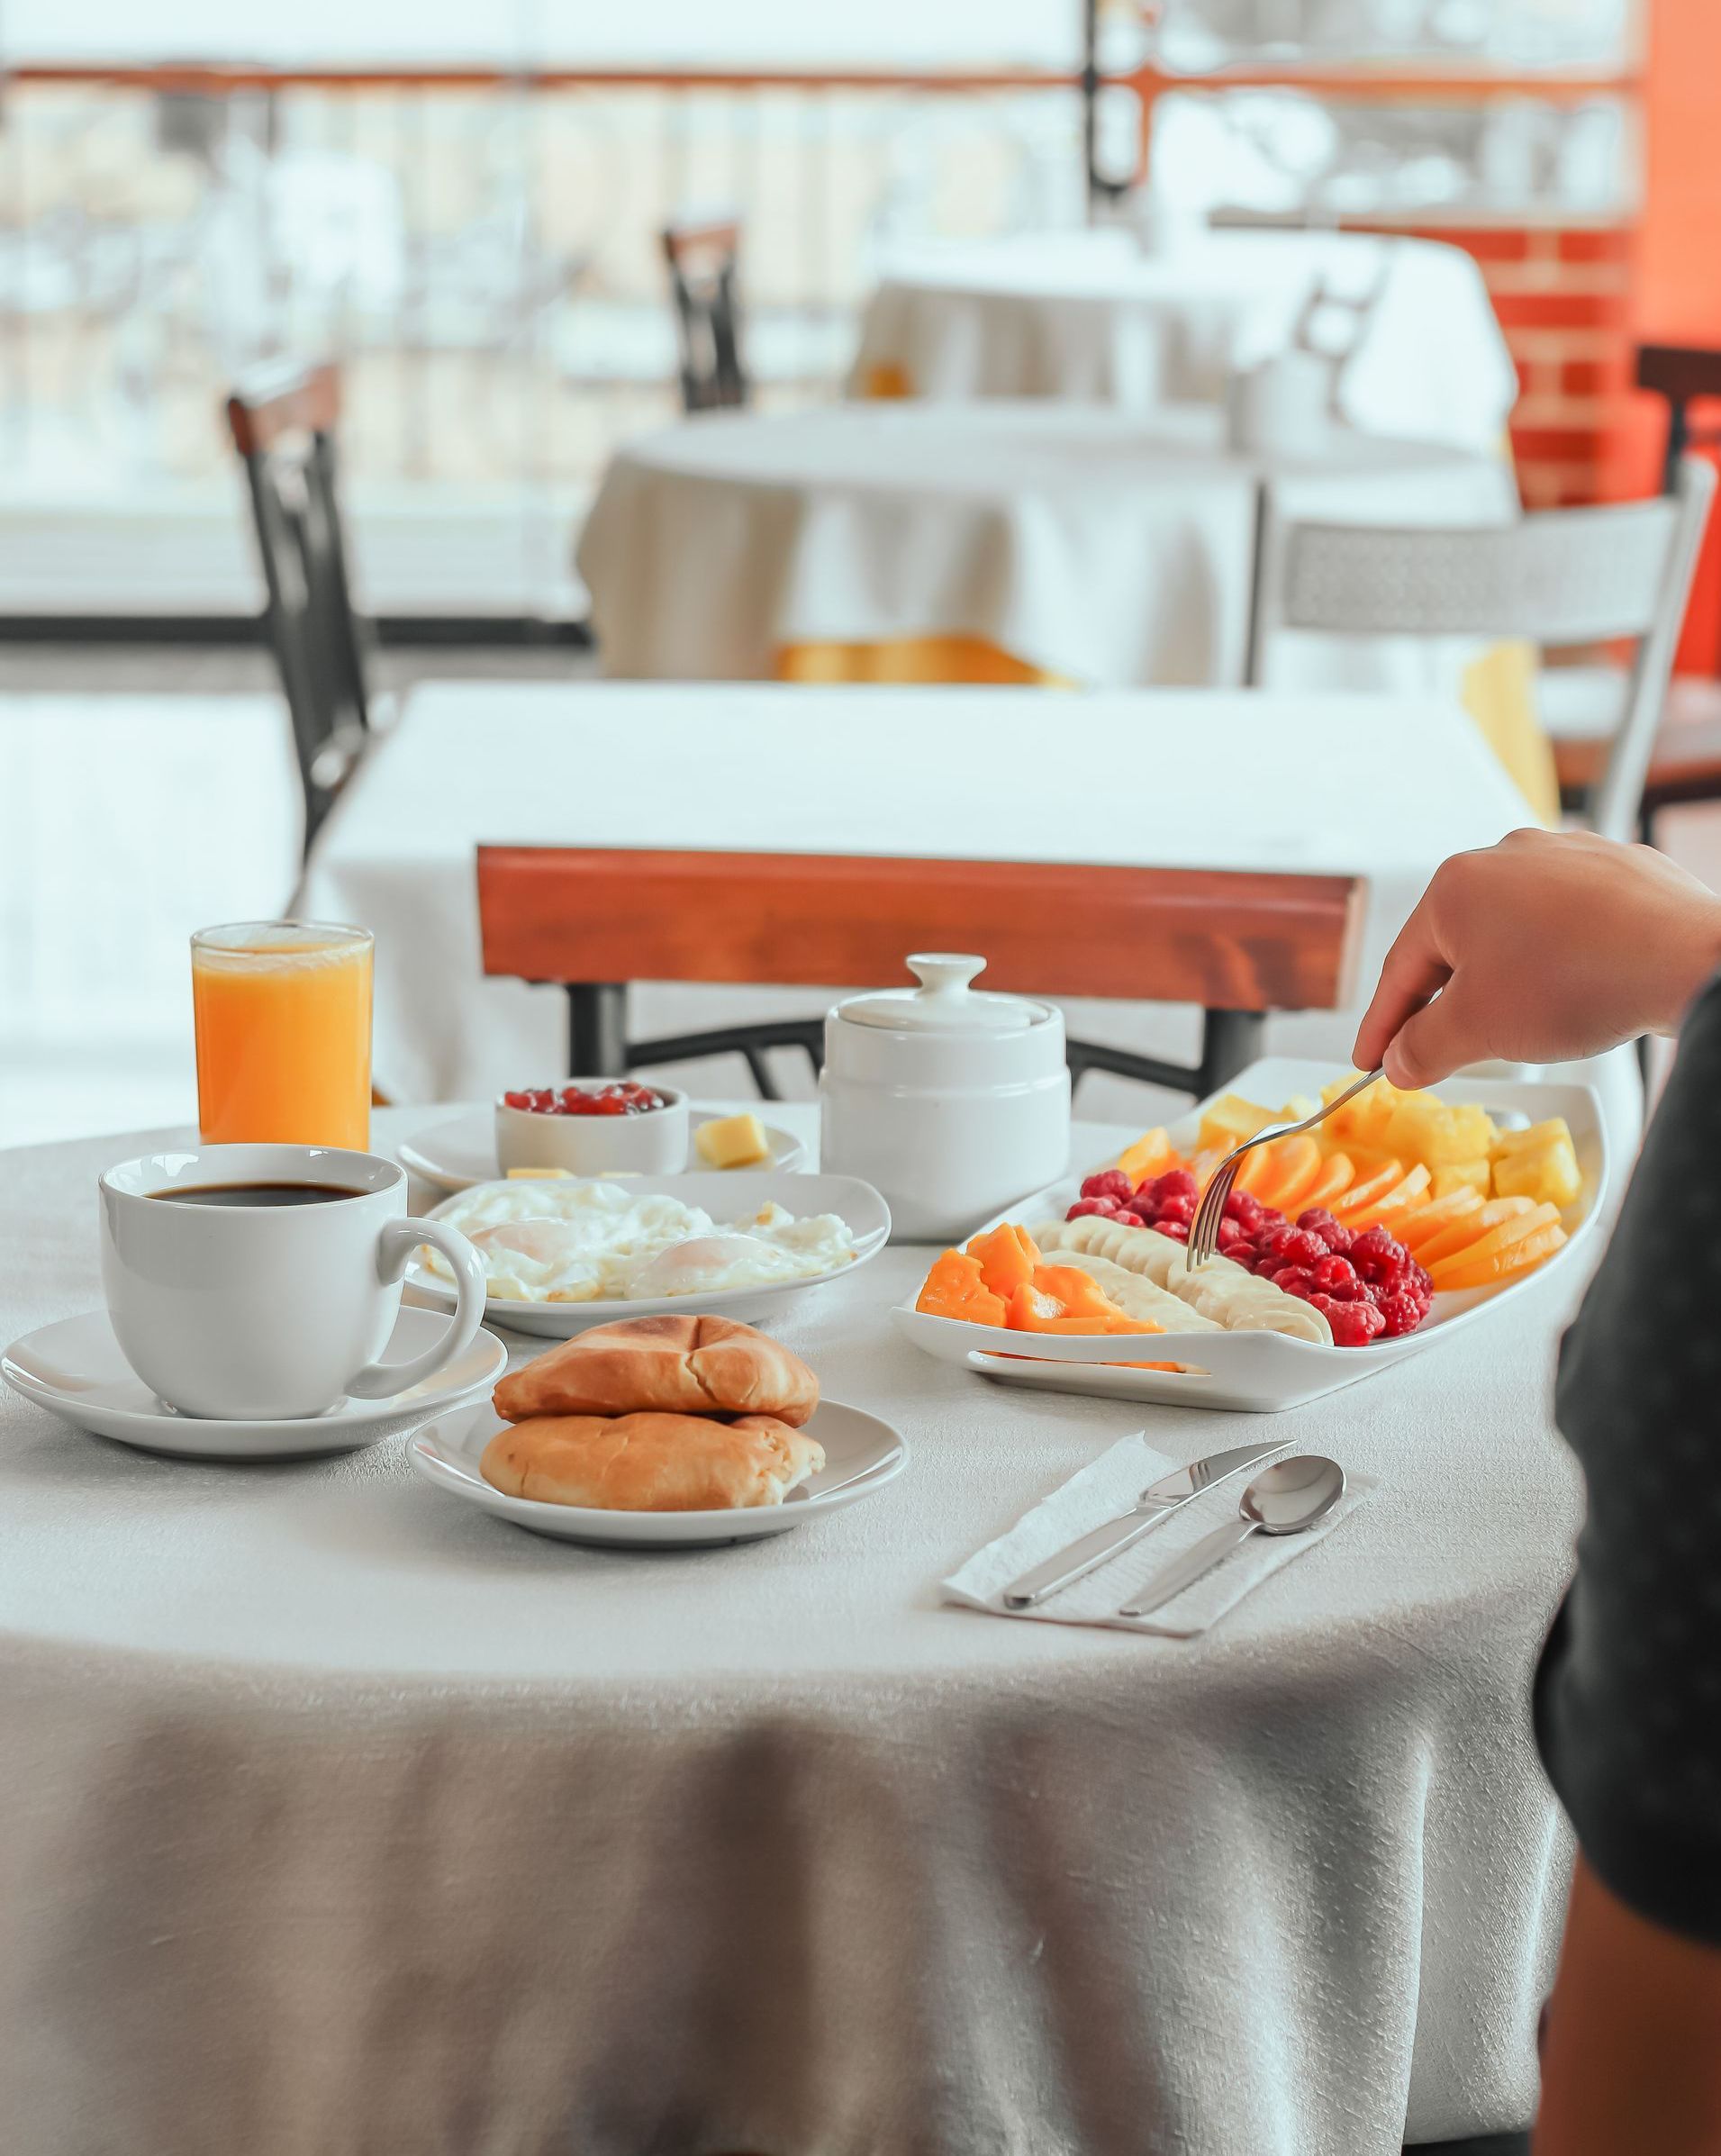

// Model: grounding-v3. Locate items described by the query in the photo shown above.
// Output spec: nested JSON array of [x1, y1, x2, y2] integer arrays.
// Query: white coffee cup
[[99, 1143, 488, 1420]]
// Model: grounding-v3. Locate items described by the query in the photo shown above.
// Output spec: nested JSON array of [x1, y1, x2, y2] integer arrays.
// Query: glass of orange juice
[[191, 921, 374, 1149]]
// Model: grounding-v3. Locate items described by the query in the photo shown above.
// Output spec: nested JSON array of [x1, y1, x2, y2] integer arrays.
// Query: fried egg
[[422, 1179, 856, 1303]]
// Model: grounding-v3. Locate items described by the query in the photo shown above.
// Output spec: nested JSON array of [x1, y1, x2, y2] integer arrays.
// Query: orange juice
[[192, 922, 373, 1148]]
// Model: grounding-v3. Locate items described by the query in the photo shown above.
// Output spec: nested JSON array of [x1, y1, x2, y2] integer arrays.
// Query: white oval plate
[[893, 1059, 1608, 1414], [409, 1397, 908, 1547], [1, 1306, 509, 1459], [398, 1104, 810, 1194], [404, 1171, 891, 1337]]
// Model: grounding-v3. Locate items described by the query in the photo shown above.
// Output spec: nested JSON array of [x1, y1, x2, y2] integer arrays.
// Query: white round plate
[[893, 1060, 1608, 1415], [404, 1170, 891, 1337], [397, 1104, 810, 1194], [409, 1398, 908, 1547], [1, 1307, 510, 1459]]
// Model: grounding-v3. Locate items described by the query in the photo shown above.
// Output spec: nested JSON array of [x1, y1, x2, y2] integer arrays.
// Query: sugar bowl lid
[[833, 955, 1049, 1034]]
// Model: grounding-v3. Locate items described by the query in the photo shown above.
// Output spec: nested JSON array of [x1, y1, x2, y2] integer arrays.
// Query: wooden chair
[[226, 361, 374, 857], [1545, 344, 1721, 835], [475, 845, 1365, 1104], [1247, 458, 1716, 844], [662, 219, 749, 414]]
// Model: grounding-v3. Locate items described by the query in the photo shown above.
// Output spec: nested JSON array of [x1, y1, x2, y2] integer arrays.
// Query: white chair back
[[1247, 457, 1716, 842]]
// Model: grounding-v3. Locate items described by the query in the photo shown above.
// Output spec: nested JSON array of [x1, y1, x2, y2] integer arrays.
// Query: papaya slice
[[915, 1249, 1008, 1326], [1331, 1158, 1408, 1222], [1232, 1144, 1279, 1197], [1297, 1153, 1356, 1213], [1350, 1163, 1433, 1230], [1426, 1203, 1562, 1285], [1392, 1190, 1487, 1250], [1253, 1134, 1323, 1213], [965, 1222, 1040, 1301], [1427, 1219, 1567, 1291], [1414, 1197, 1536, 1269], [1006, 1280, 1164, 1335], [1115, 1128, 1177, 1189]]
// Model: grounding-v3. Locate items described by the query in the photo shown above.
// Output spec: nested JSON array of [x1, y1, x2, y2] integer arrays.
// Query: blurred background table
[[298, 680, 1566, 1119], [575, 403, 1553, 815], [0, 1102, 1581, 2156], [849, 229, 1518, 453]]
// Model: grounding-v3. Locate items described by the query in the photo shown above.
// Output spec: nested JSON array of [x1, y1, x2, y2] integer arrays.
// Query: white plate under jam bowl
[[1, 1306, 510, 1459], [397, 1104, 810, 1194], [409, 1398, 908, 1548], [404, 1171, 891, 1337], [892, 1058, 1608, 1414]]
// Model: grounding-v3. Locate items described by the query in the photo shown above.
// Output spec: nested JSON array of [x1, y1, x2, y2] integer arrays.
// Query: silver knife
[[1001, 1439, 1289, 1608]]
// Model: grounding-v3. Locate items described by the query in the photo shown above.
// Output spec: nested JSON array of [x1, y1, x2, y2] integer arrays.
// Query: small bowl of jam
[[494, 1081, 690, 1176]]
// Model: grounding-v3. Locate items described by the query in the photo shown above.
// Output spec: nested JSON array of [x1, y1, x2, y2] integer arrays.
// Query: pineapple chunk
[[1491, 1130, 1582, 1209], [1197, 1093, 1277, 1155], [1278, 1093, 1320, 1124], [1321, 1073, 1397, 1154], [1387, 1097, 1499, 1167], [694, 1111, 771, 1169], [1491, 1118, 1573, 1159], [1431, 1159, 1492, 1200]]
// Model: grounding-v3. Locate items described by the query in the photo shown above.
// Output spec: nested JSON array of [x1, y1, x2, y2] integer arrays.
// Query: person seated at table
[[1353, 828, 1721, 2156]]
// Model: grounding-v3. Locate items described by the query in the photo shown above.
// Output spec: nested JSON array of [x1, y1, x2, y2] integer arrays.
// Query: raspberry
[[1216, 1217, 1249, 1250], [1376, 1291, 1427, 1337], [1311, 1254, 1359, 1296], [1155, 1219, 1190, 1244], [1155, 1193, 1195, 1227], [1279, 1228, 1328, 1270], [1409, 1261, 1434, 1297], [1224, 1188, 1262, 1222], [1352, 1227, 1408, 1274], [1150, 1168, 1199, 1203], [1066, 1198, 1121, 1221], [1297, 1208, 1354, 1255], [1272, 1265, 1318, 1299], [1314, 1295, 1386, 1346], [1257, 1223, 1298, 1264], [1081, 1170, 1134, 1203]]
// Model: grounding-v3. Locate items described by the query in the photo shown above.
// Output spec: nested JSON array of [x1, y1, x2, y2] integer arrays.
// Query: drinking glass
[[191, 921, 374, 1148]]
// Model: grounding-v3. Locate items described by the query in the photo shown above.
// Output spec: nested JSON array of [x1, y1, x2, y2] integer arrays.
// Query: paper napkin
[[942, 1433, 1372, 1639]]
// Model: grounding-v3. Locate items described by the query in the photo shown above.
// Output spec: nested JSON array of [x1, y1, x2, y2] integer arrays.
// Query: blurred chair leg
[[1404, 2135, 1529, 2155]]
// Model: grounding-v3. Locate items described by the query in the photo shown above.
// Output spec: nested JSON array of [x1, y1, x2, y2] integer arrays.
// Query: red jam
[[502, 1083, 668, 1119]]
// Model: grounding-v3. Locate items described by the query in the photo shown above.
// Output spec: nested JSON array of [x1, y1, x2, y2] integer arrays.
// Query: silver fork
[[1185, 1068, 1385, 1270]]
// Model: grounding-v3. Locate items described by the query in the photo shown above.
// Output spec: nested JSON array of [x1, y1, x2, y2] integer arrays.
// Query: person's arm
[[1535, 1858, 1721, 2156], [1352, 827, 1721, 1086]]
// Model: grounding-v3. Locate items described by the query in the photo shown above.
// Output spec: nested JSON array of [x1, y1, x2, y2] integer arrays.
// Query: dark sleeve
[[1534, 971, 1721, 1948]]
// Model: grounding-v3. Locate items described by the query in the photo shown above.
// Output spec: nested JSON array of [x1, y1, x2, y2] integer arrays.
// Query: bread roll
[[493, 1313, 817, 1426], [481, 1411, 824, 1511]]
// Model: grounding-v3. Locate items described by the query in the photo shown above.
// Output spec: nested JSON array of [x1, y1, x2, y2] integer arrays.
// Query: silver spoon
[[1115, 1454, 1345, 1619]]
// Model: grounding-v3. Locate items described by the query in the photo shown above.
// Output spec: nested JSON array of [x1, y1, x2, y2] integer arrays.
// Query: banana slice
[[1049, 1249, 1224, 1332], [1035, 1217, 1333, 1346]]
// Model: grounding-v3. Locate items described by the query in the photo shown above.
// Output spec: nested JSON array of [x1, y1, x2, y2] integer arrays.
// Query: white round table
[[849, 229, 1518, 454], [576, 400, 1517, 697], [0, 1105, 1581, 2154]]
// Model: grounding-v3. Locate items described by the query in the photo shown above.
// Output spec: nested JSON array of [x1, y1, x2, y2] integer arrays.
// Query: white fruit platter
[[890, 1058, 1608, 1414]]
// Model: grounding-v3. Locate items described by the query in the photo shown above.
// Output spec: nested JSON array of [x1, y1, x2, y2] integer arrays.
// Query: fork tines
[[1187, 1160, 1237, 1270]]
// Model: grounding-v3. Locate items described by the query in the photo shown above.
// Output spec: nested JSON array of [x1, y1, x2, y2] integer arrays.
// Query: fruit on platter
[[1076, 1075, 1581, 1337], [917, 1226, 1166, 1338]]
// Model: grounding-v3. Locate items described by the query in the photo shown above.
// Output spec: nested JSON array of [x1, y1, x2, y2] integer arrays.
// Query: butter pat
[[695, 1112, 771, 1169]]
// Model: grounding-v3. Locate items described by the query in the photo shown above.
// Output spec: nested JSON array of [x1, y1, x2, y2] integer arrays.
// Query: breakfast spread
[[1069, 1076, 1577, 1345], [481, 1315, 825, 1511], [423, 1178, 858, 1303], [502, 1082, 670, 1117], [693, 1111, 772, 1169]]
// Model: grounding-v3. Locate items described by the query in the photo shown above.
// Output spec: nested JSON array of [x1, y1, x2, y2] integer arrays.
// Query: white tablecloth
[[0, 1103, 1583, 2154], [296, 680, 1545, 1119], [575, 402, 1517, 693], [849, 229, 1518, 455]]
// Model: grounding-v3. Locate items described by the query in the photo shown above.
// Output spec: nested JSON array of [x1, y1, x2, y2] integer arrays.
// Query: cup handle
[[345, 1218, 488, 1401]]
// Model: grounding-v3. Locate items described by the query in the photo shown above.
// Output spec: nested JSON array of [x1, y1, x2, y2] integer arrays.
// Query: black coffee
[[150, 1182, 361, 1208]]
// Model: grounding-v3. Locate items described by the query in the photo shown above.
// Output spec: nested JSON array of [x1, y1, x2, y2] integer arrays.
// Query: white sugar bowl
[[819, 954, 1070, 1243]]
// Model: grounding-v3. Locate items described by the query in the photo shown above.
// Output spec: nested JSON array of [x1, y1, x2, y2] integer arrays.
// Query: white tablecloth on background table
[[294, 679, 1614, 1139], [848, 229, 1518, 455], [0, 1103, 1586, 2155], [575, 402, 1516, 693]]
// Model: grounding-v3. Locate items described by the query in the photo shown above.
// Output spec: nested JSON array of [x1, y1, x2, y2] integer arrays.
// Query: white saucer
[[409, 1398, 908, 1548], [2, 1307, 510, 1460], [397, 1104, 810, 1194]]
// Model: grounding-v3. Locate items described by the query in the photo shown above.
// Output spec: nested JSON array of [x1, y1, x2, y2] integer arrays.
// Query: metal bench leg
[[1194, 1009, 1265, 1099], [566, 983, 628, 1076]]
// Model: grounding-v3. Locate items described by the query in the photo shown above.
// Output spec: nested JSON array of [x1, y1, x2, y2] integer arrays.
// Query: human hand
[[1353, 829, 1721, 1089]]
